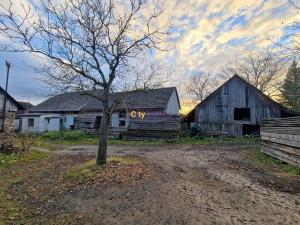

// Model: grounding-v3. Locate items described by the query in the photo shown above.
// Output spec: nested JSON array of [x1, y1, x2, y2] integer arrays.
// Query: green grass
[[245, 150, 300, 177], [66, 160, 98, 182], [0, 150, 49, 224], [0, 153, 21, 167], [109, 135, 260, 145], [0, 151, 49, 168], [34, 131, 260, 150], [0, 189, 21, 224], [66, 156, 139, 183]]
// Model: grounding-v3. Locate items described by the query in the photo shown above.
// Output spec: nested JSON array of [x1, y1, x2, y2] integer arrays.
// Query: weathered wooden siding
[[261, 117, 300, 166], [195, 76, 283, 136]]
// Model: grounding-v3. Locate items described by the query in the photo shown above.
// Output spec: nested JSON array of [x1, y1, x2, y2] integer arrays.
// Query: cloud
[[0, 0, 298, 104], [0, 52, 48, 105], [159, 0, 298, 77]]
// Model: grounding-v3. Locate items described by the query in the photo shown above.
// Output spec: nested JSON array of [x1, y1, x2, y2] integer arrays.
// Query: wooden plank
[[260, 116, 300, 166], [261, 135, 300, 148], [261, 141, 300, 157], [261, 132, 300, 142], [261, 127, 300, 135], [262, 116, 300, 127], [261, 146, 300, 166]]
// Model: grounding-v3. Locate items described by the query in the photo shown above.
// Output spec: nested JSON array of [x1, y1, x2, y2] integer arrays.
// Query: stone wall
[[0, 112, 16, 154]]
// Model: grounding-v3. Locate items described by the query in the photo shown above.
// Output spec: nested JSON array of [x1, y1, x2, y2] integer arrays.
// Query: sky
[[0, 0, 299, 113]]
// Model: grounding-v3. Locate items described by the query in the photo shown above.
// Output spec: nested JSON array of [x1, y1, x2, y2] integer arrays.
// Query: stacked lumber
[[74, 117, 99, 135], [123, 115, 181, 140], [261, 116, 300, 166]]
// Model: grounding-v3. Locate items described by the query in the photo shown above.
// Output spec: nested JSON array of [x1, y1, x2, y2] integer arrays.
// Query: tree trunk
[[96, 91, 110, 166]]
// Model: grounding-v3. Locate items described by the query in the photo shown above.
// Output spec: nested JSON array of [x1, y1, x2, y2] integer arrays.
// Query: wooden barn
[[186, 75, 299, 136]]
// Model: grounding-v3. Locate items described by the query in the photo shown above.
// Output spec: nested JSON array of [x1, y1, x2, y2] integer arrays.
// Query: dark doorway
[[234, 108, 250, 121], [94, 116, 102, 129], [242, 124, 260, 135], [60, 119, 64, 130]]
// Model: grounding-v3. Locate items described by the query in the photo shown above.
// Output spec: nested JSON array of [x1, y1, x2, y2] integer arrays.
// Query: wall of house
[[15, 118, 20, 131], [63, 114, 77, 130], [21, 114, 62, 133], [0, 93, 19, 112], [21, 116, 41, 133], [165, 90, 180, 115], [45, 117, 61, 131], [195, 77, 283, 136]]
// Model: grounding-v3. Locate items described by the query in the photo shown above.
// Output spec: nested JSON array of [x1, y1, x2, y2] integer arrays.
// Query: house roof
[[30, 87, 179, 113], [0, 86, 24, 110], [18, 101, 34, 110], [185, 74, 300, 118]]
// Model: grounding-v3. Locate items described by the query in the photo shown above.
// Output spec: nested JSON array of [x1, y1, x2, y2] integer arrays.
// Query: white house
[[20, 87, 181, 135]]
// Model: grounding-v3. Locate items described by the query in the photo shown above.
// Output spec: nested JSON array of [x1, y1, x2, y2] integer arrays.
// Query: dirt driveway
[[47, 143, 300, 225], [5, 143, 300, 225]]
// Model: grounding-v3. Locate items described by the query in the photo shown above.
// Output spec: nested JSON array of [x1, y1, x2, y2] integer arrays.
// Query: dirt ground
[[3, 143, 300, 225]]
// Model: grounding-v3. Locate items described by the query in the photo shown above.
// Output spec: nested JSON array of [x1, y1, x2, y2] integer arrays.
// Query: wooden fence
[[260, 116, 300, 166]]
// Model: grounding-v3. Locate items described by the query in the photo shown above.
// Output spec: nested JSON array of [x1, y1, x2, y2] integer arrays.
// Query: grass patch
[[0, 150, 49, 224], [66, 160, 98, 182], [66, 156, 139, 183], [0, 189, 21, 223], [244, 150, 300, 177], [34, 131, 98, 149], [35, 131, 260, 150], [40, 130, 89, 140], [0, 151, 49, 168], [22, 150, 49, 162], [108, 156, 139, 164], [0, 153, 21, 167]]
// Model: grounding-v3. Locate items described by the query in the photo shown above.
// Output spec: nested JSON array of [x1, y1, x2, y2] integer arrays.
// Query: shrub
[[13, 133, 35, 153]]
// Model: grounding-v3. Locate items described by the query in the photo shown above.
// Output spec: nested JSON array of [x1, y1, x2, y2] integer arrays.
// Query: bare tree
[[222, 50, 286, 97], [270, 1, 300, 57], [132, 59, 171, 90], [0, 0, 169, 165], [286, 0, 300, 56], [185, 72, 219, 102]]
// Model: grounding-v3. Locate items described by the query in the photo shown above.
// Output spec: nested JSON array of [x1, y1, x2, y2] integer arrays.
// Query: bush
[[13, 134, 35, 153]]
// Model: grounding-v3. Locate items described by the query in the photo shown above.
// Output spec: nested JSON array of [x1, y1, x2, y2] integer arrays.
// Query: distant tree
[[0, 0, 169, 166], [281, 60, 300, 111], [222, 50, 285, 97], [185, 72, 219, 102]]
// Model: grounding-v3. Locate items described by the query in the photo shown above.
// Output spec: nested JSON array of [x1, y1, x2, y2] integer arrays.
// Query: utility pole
[[2, 61, 11, 132]]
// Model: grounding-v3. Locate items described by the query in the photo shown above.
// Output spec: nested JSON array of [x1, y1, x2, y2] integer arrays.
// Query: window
[[119, 120, 126, 127], [28, 118, 34, 127], [234, 108, 250, 121]]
